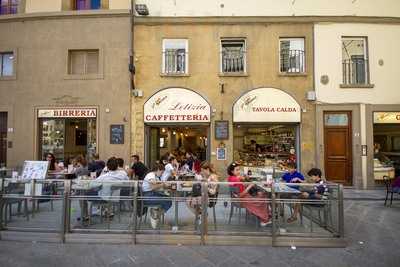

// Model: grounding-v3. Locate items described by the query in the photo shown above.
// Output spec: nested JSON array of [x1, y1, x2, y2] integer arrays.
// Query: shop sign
[[38, 108, 97, 118], [144, 88, 211, 123], [233, 88, 301, 122], [374, 112, 400, 124]]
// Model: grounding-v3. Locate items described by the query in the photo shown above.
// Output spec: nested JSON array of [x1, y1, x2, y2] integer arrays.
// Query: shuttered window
[[68, 50, 99, 75]]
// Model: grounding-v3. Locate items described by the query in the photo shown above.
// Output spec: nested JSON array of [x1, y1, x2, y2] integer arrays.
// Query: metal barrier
[[0, 178, 345, 247]]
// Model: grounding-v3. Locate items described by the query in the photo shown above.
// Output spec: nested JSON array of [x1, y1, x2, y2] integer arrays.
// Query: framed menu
[[110, 125, 124, 144], [215, 120, 229, 140], [217, 147, 227, 161]]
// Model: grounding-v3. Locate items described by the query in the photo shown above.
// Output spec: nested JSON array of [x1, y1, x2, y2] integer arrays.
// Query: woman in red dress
[[227, 162, 271, 226]]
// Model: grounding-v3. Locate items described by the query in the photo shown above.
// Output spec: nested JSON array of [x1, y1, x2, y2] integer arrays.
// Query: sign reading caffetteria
[[38, 108, 97, 118], [374, 112, 400, 124], [144, 88, 211, 123], [233, 88, 301, 123]]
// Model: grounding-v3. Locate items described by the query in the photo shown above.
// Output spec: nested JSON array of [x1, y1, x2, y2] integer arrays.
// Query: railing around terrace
[[0, 178, 345, 247]]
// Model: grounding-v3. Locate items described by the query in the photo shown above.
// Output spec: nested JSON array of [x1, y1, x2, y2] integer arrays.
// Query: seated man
[[142, 163, 172, 229], [287, 168, 327, 223]]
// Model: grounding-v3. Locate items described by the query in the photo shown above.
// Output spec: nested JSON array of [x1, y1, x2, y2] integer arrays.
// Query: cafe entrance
[[143, 87, 211, 167], [37, 108, 97, 163]]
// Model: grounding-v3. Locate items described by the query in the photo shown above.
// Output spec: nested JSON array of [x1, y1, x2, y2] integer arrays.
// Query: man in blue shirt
[[281, 163, 304, 183]]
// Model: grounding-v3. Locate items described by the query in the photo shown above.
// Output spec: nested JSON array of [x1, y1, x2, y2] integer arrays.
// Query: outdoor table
[[170, 175, 196, 228]]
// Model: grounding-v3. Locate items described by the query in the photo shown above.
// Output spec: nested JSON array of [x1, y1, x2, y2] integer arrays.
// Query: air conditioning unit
[[306, 91, 316, 101]]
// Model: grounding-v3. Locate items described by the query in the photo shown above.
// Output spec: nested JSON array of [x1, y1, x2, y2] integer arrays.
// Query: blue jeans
[[142, 191, 172, 212]]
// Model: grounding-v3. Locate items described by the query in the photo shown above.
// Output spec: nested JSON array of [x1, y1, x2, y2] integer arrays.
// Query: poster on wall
[[110, 125, 124, 144], [215, 120, 229, 140], [22, 161, 49, 196], [216, 148, 226, 161]]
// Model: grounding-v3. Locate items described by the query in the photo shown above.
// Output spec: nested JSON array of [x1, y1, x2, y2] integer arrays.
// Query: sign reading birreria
[[233, 87, 301, 123], [144, 88, 211, 123], [38, 108, 97, 118]]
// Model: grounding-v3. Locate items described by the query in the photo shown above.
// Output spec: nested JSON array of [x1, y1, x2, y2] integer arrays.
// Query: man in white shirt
[[93, 157, 129, 200], [160, 156, 178, 182], [142, 163, 172, 229]]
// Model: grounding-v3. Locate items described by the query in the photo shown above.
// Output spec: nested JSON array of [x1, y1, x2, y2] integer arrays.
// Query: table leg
[[174, 191, 178, 227]]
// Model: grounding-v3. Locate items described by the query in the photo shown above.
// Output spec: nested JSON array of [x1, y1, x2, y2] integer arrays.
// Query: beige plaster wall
[[133, 22, 316, 176], [0, 16, 131, 168]]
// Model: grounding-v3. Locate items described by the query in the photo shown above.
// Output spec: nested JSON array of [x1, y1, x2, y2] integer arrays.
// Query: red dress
[[228, 175, 270, 223]]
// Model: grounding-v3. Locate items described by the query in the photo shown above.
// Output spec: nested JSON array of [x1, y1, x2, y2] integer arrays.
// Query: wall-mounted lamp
[[135, 4, 149, 15]]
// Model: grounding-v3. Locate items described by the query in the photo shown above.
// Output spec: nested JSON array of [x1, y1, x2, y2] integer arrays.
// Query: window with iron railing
[[342, 37, 370, 85], [75, 0, 101, 10], [0, 0, 18, 15], [162, 39, 188, 75], [221, 39, 246, 73], [279, 38, 305, 73]]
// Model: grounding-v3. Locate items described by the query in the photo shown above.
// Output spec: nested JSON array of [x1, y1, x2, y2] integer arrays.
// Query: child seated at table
[[287, 168, 327, 223], [227, 162, 271, 227]]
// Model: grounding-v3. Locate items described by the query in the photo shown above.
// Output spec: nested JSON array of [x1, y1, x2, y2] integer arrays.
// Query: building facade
[[0, 0, 132, 168], [132, 17, 316, 175], [314, 22, 400, 189]]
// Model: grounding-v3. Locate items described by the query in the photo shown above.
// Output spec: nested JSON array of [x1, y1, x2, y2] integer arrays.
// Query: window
[[68, 50, 99, 75], [279, 38, 305, 73], [75, 0, 101, 10], [342, 37, 369, 85], [220, 39, 246, 73], [0, 52, 14, 76], [162, 39, 188, 75], [0, 0, 18, 15]]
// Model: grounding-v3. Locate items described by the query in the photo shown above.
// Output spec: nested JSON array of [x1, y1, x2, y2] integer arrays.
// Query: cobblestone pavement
[[0, 190, 399, 267]]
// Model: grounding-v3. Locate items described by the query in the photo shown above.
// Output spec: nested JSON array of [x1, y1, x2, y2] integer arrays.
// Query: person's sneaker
[[260, 221, 272, 227], [150, 208, 160, 229]]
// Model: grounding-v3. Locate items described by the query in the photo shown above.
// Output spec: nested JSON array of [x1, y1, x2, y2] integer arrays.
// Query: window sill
[[64, 74, 104, 80], [339, 84, 375, 89], [278, 72, 308, 77], [219, 72, 248, 77], [0, 75, 16, 81], [160, 73, 190, 77]]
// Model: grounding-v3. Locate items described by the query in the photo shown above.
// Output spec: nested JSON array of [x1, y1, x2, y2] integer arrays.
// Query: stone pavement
[[0, 190, 399, 267]]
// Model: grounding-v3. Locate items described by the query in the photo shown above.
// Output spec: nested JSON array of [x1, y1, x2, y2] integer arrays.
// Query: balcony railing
[[0, 1, 18, 15], [280, 49, 305, 73], [163, 50, 187, 74], [221, 50, 245, 73], [342, 58, 370, 85]]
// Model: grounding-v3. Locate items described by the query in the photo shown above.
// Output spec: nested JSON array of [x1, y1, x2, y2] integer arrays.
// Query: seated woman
[[227, 162, 271, 226], [287, 168, 327, 223], [45, 153, 62, 172], [187, 161, 219, 216], [72, 155, 90, 178], [142, 163, 172, 229]]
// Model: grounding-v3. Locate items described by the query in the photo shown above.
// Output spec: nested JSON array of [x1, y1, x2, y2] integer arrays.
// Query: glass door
[[40, 119, 65, 162], [146, 127, 160, 167]]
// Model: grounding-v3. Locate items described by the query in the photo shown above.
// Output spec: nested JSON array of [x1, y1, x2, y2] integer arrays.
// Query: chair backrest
[[229, 186, 240, 198]]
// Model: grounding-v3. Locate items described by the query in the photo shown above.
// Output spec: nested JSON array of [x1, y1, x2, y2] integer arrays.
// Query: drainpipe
[[129, 0, 136, 91]]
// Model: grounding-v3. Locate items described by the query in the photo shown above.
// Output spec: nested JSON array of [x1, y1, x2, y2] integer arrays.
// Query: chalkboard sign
[[215, 120, 229, 140], [110, 125, 124, 144]]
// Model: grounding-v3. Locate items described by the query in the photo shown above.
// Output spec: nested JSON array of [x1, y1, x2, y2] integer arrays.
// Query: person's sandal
[[287, 217, 297, 223]]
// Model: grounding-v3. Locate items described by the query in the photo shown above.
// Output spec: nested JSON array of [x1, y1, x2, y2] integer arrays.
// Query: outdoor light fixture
[[135, 4, 149, 15]]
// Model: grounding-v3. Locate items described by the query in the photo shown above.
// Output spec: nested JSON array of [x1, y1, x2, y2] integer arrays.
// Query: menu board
[[21, 161, 49, 196], [217, 147, 227, 161], [110, 125, 124, 144], [215, 120, 229, 140]]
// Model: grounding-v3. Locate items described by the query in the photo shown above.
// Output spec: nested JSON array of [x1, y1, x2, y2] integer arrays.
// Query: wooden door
[[0, 112, 7, 167], [324, 112, 353, 185]]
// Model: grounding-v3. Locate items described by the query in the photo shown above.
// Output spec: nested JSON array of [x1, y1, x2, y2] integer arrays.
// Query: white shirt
[[160, 163, 174, 182], [92, 170, 129, 200], [142, 172, 161, 192]]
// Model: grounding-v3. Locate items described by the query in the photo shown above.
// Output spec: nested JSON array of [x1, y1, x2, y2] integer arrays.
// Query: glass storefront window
[[41, 119, 65, 161]]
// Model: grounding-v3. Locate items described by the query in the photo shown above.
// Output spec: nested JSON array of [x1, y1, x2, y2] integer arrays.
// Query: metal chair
[[384, 176, 399, 206], [228, 186, 248, 225]]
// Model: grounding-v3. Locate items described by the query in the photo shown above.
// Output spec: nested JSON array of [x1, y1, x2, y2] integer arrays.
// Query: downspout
[[129, 0, 135, 158]]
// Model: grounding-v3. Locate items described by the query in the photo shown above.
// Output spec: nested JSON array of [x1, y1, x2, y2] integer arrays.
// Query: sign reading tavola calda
[[144, 88, 211, 123], [233, 87, 301, 123]]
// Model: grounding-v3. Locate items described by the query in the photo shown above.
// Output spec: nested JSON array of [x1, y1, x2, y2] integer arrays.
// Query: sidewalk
[[0, 198, 399, 267]]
